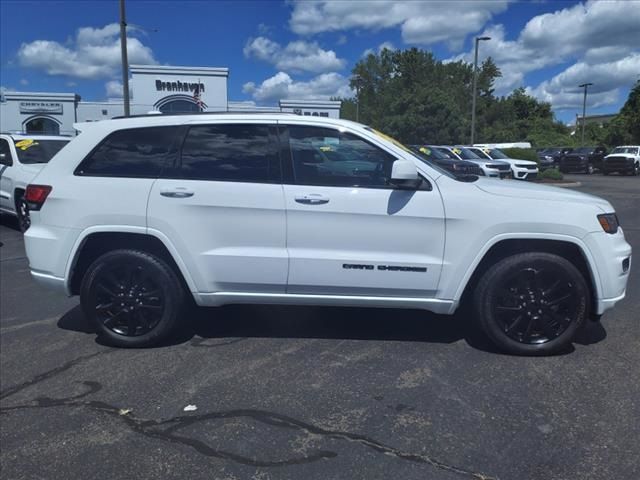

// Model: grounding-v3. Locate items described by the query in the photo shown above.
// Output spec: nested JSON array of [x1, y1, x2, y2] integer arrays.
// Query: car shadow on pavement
[[57, 302, 607, 355], [0, 213, 20, 232]]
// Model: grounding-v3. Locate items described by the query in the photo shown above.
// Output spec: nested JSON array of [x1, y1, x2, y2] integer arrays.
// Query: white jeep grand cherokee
[[24, 114, 632, 355]]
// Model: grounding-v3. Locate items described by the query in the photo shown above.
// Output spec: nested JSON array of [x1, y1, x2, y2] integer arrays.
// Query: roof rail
[[110, 111, 298, 120]]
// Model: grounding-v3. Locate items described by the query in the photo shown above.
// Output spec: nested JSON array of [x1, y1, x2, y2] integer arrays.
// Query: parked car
[[437, 146, 511, 178], [560, 146, 607, 174], [537, 147, 573, 170], [24, 113, 631, 355], [409, 145, 482, 178], [467, 146, 538, 181], [0, 133, 70, 231], [601, 146, 640, 176]]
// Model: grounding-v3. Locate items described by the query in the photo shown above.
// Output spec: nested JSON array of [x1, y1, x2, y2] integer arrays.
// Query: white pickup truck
[[601, 146, 640, 176], [23, 114, 632, 355]]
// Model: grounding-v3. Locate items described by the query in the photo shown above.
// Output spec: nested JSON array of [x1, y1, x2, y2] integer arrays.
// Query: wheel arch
[[455, 235, 601, 314], [67, 229, 197, 296]]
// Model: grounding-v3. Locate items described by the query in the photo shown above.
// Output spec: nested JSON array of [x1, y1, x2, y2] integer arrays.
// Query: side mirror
[[390, 159, 421, 189]]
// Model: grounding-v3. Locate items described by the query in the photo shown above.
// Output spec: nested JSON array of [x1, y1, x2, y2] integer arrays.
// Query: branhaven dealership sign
[[19, 102, 63, 114], [156, 80, 205, 93]]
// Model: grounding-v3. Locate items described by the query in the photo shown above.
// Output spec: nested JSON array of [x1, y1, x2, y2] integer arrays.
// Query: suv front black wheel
[[80, 249, 185, 347], [473, 252, 588, 355]]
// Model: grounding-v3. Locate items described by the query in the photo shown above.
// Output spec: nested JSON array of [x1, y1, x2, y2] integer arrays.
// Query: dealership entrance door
[[159, 99, 201, 113], [25, 117, 60, 135]]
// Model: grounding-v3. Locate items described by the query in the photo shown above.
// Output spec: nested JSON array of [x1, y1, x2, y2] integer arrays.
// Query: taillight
[[24, 184, 52, 211]]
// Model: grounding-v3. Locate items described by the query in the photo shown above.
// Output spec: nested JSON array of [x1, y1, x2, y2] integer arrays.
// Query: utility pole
[[579, 82, 593, 146], [352, 74, 362, 122], [119, 0, 130, 117], [470, 36, 491, 145]]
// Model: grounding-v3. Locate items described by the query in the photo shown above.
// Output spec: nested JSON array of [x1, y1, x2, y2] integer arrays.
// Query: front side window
[[0, 139, 12, 166], [288, 126, 396, 187], [179, 124, 279, 182], [76, 126, 178, 177]]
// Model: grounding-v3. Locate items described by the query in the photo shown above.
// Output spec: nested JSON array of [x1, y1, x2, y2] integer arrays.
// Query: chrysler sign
[[19, 102, 63, 114]]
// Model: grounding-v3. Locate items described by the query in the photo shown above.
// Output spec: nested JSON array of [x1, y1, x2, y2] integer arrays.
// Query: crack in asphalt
[[0, 350, 114, 400], [189, 337, 247, 348], [1, 381, 497, 479]]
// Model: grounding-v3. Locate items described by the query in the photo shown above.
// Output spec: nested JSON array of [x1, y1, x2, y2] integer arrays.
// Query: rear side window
[[179, 124, 279, 182], [76, 127, 178, 177]]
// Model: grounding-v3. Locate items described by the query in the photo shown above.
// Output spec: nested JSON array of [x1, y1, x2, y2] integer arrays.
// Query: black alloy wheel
[[81, 249, 184, 347], [474, 252, 588, 355], [91, 263, 164, 336], [586, 164, 594, 174], [492, 266, 579, 345], [633, 163, 640, 176], [16, 195, 30, 232]]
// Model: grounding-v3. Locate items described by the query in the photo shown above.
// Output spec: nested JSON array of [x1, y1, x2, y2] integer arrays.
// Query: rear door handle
[[294, 194, 330, 205], [160, 187, 194, 198]]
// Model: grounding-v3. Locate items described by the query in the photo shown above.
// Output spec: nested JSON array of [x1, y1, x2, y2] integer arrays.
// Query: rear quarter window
[[75, 126, 179, 177]]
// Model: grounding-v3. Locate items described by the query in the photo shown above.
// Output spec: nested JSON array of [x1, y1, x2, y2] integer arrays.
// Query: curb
[[552, 182, 582, 188]]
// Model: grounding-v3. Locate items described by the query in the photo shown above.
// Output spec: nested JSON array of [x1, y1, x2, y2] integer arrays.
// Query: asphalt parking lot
[[1, 174, 638, 480]]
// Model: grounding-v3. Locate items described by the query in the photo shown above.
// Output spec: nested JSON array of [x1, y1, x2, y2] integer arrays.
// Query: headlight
[[597, 213, 619, 234], [544, 155, 553, 161]]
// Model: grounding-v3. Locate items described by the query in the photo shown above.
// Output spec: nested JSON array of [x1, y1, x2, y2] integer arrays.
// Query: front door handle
[[160, 187, 194, 198], [295, 194, 330, 205]]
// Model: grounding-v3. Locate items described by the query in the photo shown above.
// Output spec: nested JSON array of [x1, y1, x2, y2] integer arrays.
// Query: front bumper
[[512, 166, 539, 180], [583, 229, 632, 315]]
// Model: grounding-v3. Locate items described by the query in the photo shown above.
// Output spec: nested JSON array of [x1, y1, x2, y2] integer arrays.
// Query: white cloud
[[446, 0, 640, 111], [289, 0, 509, 50], [17, 23, 157, 80], [363, 41, 396, 58], [243, 71, 352, 102], [244, 36, 346, 73], [528, 53, 640, 110], [105, 80, 123, 97]]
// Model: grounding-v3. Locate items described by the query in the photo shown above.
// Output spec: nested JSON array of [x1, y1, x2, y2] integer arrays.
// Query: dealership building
[[0, 64, 342, 136]]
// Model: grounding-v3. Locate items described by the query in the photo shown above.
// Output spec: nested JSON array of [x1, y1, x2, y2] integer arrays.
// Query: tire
[[586, 164, 594, 175], [80, 249, 185, 347], [633, 162, 640, 176], [473, 252, 588, 356], [15, 193, 30, 233]]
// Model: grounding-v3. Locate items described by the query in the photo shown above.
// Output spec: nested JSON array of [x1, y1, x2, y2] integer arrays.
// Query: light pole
[[352, 74, 362, 122], [470, 36, 491, 145], [579, 82, 593, 146], [119, 0, 130, 117]]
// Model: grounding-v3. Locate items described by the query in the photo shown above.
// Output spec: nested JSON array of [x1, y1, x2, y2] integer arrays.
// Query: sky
[[1, 0, 639, 123]]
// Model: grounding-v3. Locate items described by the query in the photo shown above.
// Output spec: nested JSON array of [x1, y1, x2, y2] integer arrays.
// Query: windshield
[[612, 147, 639, 154], [13, 139, 69, 164], [364, 128, 459, 180], [573, 147, 593, 154], [452, 147, 482, 160], [409, 145, 448, 160], [487, 148, 509, 159]]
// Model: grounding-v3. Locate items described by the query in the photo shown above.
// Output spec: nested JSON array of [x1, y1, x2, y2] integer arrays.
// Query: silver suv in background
[[437, 146, 511, 178], [468, 146, 539, 181]]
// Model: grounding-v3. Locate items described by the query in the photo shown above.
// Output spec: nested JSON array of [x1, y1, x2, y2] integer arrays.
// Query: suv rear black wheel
[[473, 252, 588, 355], [80, 249, 185, 347]]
